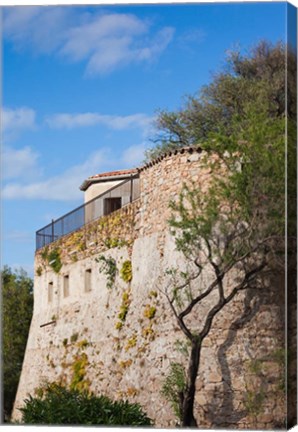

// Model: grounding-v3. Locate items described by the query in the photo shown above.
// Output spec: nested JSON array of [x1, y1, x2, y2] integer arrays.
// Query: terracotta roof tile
[[80, 168, 138, 191], [89, 168, 138, 179]]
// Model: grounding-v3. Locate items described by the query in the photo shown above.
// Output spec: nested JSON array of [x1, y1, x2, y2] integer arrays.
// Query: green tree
[[146, 40, 296, 161], [155, 41, 295, 427], [2, 266, 33, 421], [19, 382, 152, 426]]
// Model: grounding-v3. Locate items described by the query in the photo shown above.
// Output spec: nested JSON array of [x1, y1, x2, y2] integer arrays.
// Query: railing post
[[36, 177, 140, 251], [130, 175, 133, 203], [51, 219, 54, 243]]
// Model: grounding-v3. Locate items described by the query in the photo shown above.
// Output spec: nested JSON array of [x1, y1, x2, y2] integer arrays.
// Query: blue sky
[[1, 2, 291, 276]]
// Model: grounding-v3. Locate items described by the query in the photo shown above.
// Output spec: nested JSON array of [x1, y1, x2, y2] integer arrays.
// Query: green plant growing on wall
[[125, 334, 137, 351], [115, 290, 131, 330], [120, 260, 132, 283], [243, 358, 266, 424], [77, 339, 89, 350], [70, 332, 79, 343], [104, 238, 128, 249], [174, 339, 191, 358], [118, 305, 129, 321], [143, 305, 156, 320], [141, 324, 155, 341], [244, 389, 266, 418], [78, 241, 86, 252], [71, 253, 78, 262], [119, 359, 133, 369], [96, 255, 117, 290], [36, 266, 43, 276], [48, 249, 63, 273], [70, 353, 90, 392], [40, 246, 49, 262], [161, 362, 186, 422], [115, 321, 123, 330], [243, 348, 287, 423], [271, 348, 287, 392]]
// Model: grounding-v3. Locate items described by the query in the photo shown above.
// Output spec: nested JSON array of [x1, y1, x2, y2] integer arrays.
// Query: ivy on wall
[[36, 201, 139, 269], [40, 247, 63, 273], [96, 255, 117, 290]]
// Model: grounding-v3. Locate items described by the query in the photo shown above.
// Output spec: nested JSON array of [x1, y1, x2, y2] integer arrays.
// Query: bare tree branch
[[199, 260, 267, 341]]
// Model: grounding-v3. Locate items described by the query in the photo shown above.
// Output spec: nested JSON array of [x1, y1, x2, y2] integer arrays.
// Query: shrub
[[19, 383, 152, 426]]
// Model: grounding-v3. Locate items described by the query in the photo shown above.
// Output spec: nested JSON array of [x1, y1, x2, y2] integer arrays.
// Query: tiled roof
[[80, 168, 138, 191], [89, 168, 138, 180]]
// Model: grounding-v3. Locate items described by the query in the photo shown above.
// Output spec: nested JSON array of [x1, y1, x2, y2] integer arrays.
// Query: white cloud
[[2, 107, 36, 132], [60, 13, 147, 62], [45, 112, 152, 130], [134, 27, 175, 62], [2, 145, 41, 180], [2, 148, 107, 201], [3, 7, 75, 54], [1, 142, 150, 201], [121, 143, 148, 167], [3, 7, 174, 74]]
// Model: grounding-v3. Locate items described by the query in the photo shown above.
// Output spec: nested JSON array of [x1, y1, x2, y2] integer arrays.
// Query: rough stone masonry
[[13, 148, 286, 428]]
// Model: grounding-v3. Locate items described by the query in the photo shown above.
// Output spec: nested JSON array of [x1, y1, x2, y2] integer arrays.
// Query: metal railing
[[36, 175, 140, 250]]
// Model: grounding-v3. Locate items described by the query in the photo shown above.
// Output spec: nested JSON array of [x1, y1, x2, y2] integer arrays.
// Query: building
[[13, 147, 286, 428]]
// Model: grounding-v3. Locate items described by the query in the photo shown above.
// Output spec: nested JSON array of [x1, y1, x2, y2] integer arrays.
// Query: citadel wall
[[13, 148, 286, 428]]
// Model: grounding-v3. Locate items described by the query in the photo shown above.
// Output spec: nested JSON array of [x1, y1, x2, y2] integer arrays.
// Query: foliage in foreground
[[19, 383, 152, 426], [2, 266, 33, 421]]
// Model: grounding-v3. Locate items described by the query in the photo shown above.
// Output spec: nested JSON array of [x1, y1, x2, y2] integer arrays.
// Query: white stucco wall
[[84, 180, 123, 202]]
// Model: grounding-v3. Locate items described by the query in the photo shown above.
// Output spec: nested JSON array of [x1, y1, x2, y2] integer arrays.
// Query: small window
[[85, 269, 92, 293], [48, 282, 53, 303], [104, 197, 122, 216], [63, 275, 69, 298]]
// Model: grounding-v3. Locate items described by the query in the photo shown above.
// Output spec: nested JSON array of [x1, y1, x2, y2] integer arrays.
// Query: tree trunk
[[182, 339, 201, 427]]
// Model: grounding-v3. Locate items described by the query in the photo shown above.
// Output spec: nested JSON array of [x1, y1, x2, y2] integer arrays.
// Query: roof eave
[[79, 173, 139, 191]]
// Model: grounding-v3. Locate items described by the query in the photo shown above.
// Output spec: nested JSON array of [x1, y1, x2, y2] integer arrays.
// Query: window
[[85, 269, 92, 293], [63, 275, 69, 298], [104, 197, 122, 216], [48, 282, 53, 303]]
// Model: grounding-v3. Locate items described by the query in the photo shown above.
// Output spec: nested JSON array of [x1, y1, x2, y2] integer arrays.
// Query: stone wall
[[13, 148, 286, 428], [138, 148, 205, 250]]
